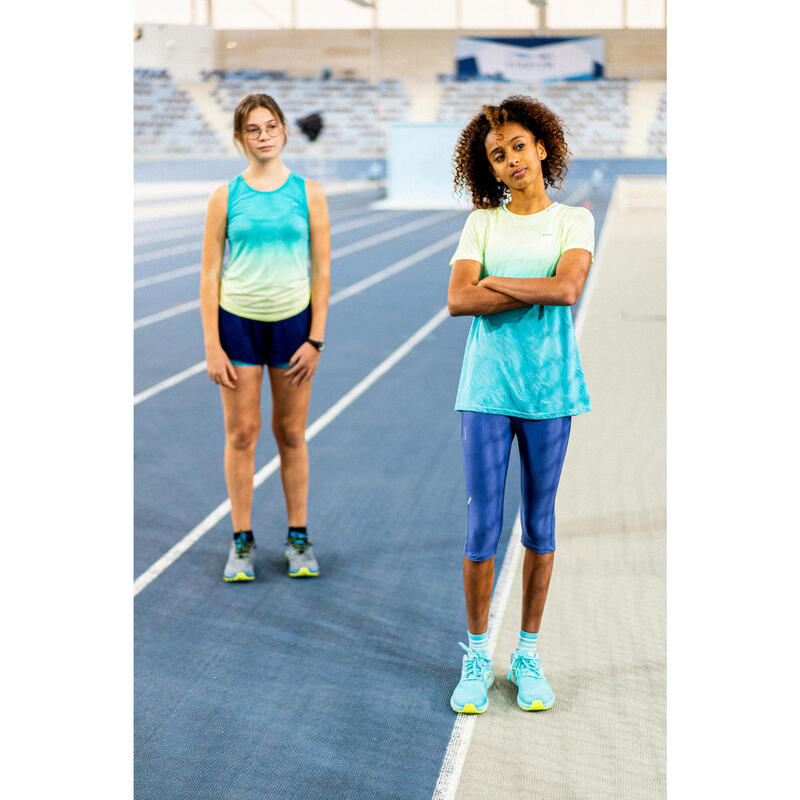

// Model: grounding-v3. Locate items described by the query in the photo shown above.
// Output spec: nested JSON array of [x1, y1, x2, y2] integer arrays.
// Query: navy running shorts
[[461, 411, 571, 561], [218, 304, 311, 369]]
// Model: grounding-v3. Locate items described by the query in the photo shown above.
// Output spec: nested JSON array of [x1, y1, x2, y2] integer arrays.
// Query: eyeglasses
[[243, 123, 282, 139]]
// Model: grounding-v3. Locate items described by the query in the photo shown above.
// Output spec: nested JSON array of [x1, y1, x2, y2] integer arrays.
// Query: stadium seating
[[206, 71, 411, 159], [437, 78, 631, 158], [647, 90, 666, 156], [134, 68, 225, 156], [134, 70, 664, 161]]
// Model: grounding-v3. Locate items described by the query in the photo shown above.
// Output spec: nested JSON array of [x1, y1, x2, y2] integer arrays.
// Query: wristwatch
[[306, 338, 325, 352]]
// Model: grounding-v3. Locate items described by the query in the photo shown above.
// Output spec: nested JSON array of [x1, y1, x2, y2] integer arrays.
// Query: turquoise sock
[[517, 630, 538, 655], [468, 630, 490, 656]]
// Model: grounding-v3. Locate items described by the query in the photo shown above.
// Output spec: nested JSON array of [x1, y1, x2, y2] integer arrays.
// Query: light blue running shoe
[[507, 649, 554, 711], [449, 643, 494, 714], [222, 533, 256, 582]]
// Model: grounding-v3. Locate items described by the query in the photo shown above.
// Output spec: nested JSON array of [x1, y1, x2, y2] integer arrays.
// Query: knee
[[520, 519, 555, 554], [272, 421, 305, 450], [227, 420, 260, 451], [465, 511, 502, 562]]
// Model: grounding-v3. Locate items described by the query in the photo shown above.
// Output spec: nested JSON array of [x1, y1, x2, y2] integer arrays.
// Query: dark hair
[[453, 95, 570, 209], [232, 93, 287, 152]]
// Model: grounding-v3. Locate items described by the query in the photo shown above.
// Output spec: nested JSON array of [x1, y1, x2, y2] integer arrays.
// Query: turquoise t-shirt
[[220, 172, 311, 322], [450, 202, 594, 420]]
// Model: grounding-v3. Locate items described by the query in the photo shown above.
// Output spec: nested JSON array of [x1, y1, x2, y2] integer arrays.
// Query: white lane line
[[134, 215, 204, 235], [432, 513, 523, 800], [574, 182, 617, 342], [135, 242, 200, 265], [326, 231, 460, 304], [133, 210, 454, 291], [133, 181, 383, 222], [133, 211, 413, 261], [431, 180, 613, 800], [134, 265, 202, 290], [327, 210, 458, 259], [133, 217, 460, 326], [328, 209, 411, 235], [134, 299, 201, 330], [133, 361, 209, 406], [135, 225, 203, 247], [133, 230, 461, 400], [134, 306, 450, 596]]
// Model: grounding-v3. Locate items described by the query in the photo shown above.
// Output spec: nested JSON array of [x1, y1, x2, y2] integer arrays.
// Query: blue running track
[[134, 158, 665, 800]]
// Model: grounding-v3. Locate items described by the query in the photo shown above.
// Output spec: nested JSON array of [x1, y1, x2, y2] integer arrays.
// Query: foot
[[285, 531, 319, 577], [507, 649, 554, 710], [449, 643, 494, 714], [222, 533, 256, 582]]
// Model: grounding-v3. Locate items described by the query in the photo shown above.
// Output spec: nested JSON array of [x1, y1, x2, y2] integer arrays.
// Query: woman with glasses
[[200, 93, 330, 582]]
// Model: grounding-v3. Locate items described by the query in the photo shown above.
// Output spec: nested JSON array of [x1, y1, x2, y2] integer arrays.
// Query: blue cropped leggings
[[461, 411, 571, 561]]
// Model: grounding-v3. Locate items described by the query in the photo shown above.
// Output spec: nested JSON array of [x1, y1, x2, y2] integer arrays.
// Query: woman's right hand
[[206, 344, 238, 390]]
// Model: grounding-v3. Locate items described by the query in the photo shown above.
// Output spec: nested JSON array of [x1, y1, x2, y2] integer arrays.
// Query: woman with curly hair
[[200, 93, 330, 582], [446, 95, 594, 714]]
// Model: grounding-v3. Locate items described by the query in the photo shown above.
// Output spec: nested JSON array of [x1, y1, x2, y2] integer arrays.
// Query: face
[[484, 122, 547, 190], [239, 106, 285, 161]]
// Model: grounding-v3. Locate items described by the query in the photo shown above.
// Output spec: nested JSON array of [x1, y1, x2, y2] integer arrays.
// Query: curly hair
[[453, 95, 570, 209]]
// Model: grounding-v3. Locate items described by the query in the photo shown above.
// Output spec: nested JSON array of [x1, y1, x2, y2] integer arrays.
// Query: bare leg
[[463, 556, 495, 635], [521, 549, 554, 633], [220, 365, 264, 531], [268, 367, 313, 527]]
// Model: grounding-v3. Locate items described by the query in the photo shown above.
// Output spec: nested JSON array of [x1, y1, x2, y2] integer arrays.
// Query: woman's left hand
[[285, 342, 320, 385]]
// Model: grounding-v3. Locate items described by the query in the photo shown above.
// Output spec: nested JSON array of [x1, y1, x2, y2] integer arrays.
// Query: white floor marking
[[135, 241, 200, 264], [326, 231, 460, 305], [132, 211, 411, 261], [133, 230, 462, 397], [134, 299, 201, 329], [134, 216, 203, 235], [134, 306, 450, 596], [133, 180, 382, 222], [432, 513, 523, 800], [133, 210, 456, 294], [327, 209, 410, 235], [133, 361, 209, 406], [326, 210, 458, 259], [135, 225, 203, 248], [430, 181, 618, 800], [574, 184, 618, 342], [134, 265, 203, 290]]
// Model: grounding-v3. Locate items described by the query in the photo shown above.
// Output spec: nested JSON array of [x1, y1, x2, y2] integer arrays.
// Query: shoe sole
[[516, 697, 554, 711], [507, 669, 554, 711], [287, 567, 319, 578], [450, 701, 488, 714], [223, 572, 255, 582], [285, 551, 319, 577]]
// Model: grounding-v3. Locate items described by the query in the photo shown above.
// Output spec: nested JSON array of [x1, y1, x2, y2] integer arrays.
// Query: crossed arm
[[447, 248, 592, 317]]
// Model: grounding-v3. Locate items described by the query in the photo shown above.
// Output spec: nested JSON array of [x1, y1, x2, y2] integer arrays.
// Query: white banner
[[456, 36, 604, 82]]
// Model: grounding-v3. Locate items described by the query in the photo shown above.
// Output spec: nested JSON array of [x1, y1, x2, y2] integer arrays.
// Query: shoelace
[[513, 651, 543, 679], [458, 642, 491, 680], [287, 532, 308, 554], [234, 537, 253, 557]]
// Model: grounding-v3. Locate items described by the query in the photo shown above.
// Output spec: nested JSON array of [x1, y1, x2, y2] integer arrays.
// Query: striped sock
[[468, 630, 490, 656], [517, 630, 538, 655]]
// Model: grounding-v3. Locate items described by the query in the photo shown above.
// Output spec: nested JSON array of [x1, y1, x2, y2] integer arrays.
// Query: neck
[[244, 156, 289, 183], [505, 181, 552, 215]]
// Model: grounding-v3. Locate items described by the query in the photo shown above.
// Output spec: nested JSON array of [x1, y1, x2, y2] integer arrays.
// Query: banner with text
[[456, 36, 604, 82]]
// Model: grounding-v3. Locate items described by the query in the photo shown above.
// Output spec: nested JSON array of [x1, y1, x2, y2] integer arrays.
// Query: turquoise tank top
[[220, 172, 311, 322]]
